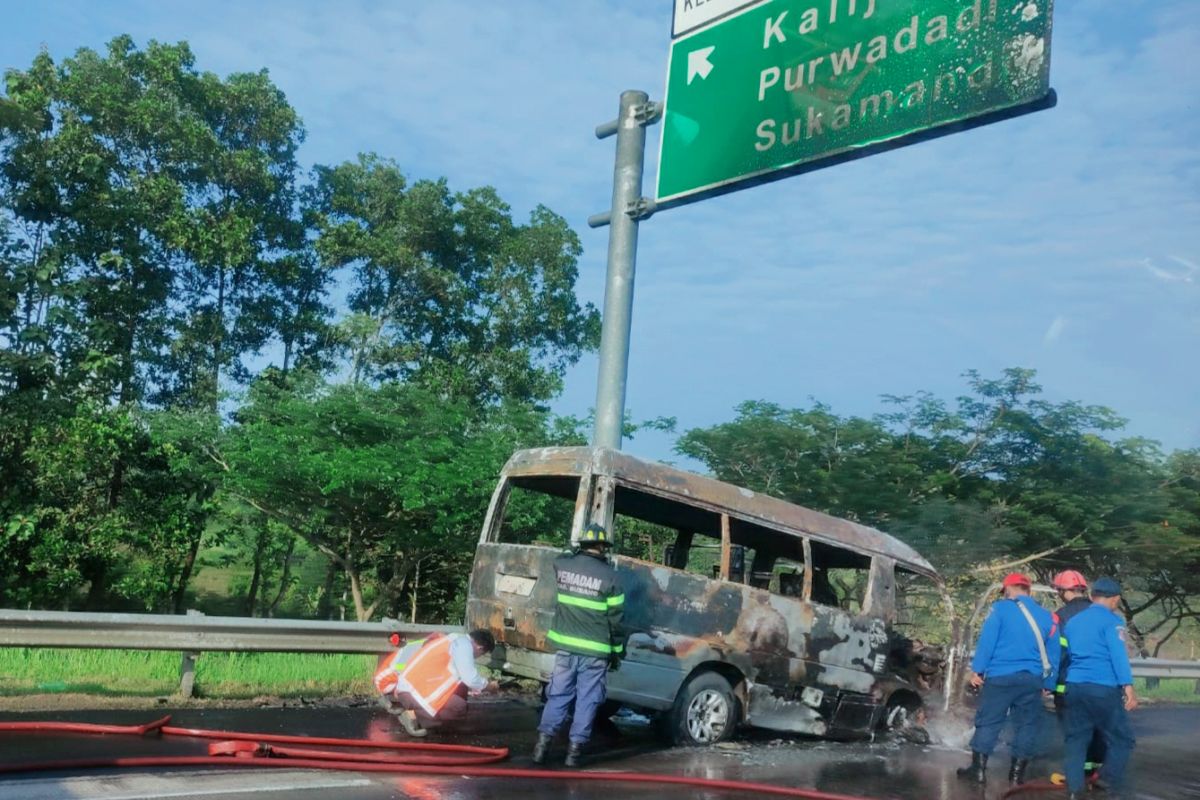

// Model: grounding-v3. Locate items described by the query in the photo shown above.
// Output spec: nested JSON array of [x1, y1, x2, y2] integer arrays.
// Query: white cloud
[[1043, 316, 1067, 344], [1168, 255, 1199, 276], [1133, 257, 1197, 284]]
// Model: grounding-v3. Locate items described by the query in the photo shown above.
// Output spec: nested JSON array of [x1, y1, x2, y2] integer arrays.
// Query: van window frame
[[604, 475, 889, 617], [605, 477, 724, 580], [485, 468, 897, 618]]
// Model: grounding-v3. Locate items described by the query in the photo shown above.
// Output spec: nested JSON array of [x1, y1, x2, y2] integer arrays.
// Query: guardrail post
[[179, 609, 204, 698], [1144, 676, 1160, 690]]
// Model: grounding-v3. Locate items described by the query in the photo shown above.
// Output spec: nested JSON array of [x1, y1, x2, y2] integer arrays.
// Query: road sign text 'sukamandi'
[[657, 0, 1055, 205]]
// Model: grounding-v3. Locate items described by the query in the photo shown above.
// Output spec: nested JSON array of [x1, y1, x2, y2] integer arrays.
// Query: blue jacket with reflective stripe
[[1062, 604, 1133, 687], [971, 595, 1060, 689], [1053, 597, 1092, 691], [547, 549, 625, 658]]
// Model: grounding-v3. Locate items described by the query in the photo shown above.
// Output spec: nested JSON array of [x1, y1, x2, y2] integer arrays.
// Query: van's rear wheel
[[664, 671, 738, 745]]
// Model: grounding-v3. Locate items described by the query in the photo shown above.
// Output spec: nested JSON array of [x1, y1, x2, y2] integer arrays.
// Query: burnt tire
[[883, 694, 929, 744], [663, 671, 739, 746]]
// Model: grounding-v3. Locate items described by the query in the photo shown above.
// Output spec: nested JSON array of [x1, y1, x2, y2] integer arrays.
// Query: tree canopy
[[0, 36, 597, 621], [677, 369, 1199, 654]]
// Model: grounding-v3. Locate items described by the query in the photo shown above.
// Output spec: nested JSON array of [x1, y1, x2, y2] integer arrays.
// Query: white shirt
[[449, 634, 488, 691]]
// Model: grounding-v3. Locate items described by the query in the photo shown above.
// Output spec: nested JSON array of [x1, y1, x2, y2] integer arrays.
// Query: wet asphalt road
[[0, 699, 1196, 800]]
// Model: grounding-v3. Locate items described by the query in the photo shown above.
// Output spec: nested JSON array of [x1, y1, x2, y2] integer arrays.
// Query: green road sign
[[657, 0, 1055, 206]]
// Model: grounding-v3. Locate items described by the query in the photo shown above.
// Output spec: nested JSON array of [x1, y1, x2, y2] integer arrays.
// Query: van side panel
[[617, 557, 754, 710], [468, 543, 897, 733], [638, 567, 892, 735]]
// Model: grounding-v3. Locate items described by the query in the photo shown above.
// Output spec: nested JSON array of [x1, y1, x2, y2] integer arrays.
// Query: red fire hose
[[0, 715, 893, 800]]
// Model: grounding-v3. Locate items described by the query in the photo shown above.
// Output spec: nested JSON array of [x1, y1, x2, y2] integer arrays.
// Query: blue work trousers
[[969, 671, 1045, 759], [537, 651, 608, 746], [1063, 683, 1135, 795], [1055, 693, 1106, 772]]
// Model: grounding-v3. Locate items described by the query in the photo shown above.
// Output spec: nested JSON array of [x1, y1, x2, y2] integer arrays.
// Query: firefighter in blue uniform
[[1050, 570, 1106, 782], [1061, 577, 1137, 800], [958, 572, 1060, 786], [532, 523, 625, 768]]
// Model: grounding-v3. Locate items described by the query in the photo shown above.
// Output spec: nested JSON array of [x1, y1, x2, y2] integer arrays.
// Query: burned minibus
[[466, 447, 954, 745]]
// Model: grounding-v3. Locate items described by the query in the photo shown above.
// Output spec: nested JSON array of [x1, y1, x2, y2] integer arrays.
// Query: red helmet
[[1002, 572, 1032, 589], [1052, 570, 1088, 591]]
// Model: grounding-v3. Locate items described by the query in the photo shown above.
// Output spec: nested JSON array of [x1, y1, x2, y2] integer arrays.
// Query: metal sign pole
[[589, 90, 660, 451]]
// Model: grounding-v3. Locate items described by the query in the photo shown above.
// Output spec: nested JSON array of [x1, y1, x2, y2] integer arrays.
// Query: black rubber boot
[[1008, 758, 1030, 785], [564, 742, 584, 768], [531, 734, 553, 765], [956, 751, 988, 783]]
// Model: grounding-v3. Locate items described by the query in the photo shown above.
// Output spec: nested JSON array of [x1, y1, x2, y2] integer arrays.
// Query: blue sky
[[3, 0, 1197, 465]]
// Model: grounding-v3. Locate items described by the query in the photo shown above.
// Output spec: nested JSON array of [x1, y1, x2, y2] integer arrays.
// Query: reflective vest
[[373, 638, 426, 695], [392, 634, 463, 718]]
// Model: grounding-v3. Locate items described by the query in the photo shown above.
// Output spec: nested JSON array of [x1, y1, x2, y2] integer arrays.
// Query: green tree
[[677, 369, 1191, 656], [1118, 450, 1200, 655], [164, 66, 308, 409], [1, 53, 86, 518], [1, 404, 137, 608], [214, 505, 302, 618], [0, 403, 222, 613], [0, 38, 320, 613], [220, 374, 548, 621], [2, 37, 316, 410], [264, 250, 335, 376], [310, 154, 600, 405], [3, 39, 196, 407], [676, 400, 926, 525], [120, 408, 222, 612]]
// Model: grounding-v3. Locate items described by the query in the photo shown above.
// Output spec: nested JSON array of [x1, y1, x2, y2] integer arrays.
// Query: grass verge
[[0, 648, 376, 698], [3, 649, 1195, 705], [1135, 677, 1200, 705]]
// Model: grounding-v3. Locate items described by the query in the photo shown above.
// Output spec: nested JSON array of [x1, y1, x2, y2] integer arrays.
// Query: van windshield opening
[[495, 476, 579, 548], [895, 568, 951, 645], [892, 567, 951, 691]]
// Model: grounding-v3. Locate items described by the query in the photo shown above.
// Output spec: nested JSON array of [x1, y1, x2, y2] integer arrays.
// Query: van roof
[[503, 446, 939, 579]]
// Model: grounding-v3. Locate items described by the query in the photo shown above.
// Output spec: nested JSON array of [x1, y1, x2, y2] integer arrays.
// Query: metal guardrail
[[1, 609, 1196, 696], [0, 609, 460, 654], [1130, 658, 1200, 680], [0, 608, 464, 698]]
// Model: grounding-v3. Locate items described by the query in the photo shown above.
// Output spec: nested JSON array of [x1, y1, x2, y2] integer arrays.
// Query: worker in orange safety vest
[[376, 629, 498, 737]]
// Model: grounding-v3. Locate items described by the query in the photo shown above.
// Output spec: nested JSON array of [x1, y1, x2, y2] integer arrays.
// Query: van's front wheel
[[664, 672, 738, 745], [883, 693, 929, 744]]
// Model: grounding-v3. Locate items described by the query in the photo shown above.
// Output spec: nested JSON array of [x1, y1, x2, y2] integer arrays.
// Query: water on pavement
[[0, 698, 1196, 800]]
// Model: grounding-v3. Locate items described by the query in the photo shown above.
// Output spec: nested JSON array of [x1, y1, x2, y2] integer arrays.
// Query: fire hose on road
[[0, 715, 894, 800]]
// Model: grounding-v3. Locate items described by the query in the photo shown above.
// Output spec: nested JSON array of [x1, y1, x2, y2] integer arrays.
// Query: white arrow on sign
[[687, 46, 716, 85]]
